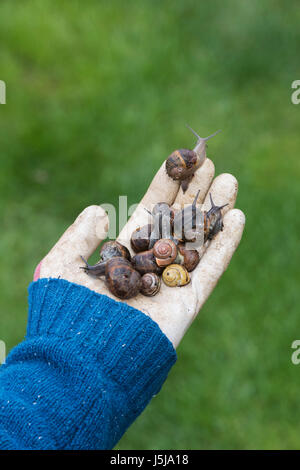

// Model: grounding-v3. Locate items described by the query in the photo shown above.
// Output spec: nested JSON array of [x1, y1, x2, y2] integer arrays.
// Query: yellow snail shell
[[162, 264, 190, 287], [153, 239, 177, 267]]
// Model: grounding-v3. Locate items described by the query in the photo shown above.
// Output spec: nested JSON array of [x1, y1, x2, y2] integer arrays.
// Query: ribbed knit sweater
[[0, 278, 177, 450]]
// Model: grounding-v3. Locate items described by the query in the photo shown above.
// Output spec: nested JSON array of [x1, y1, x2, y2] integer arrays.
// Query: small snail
[[166, 126, 221, 193], [204, 194, 228, 241], [131, 249, 163, 275], [140, 272, 161, 296], [153, 239, 177, 267], [146, 202, 174, 249], [175, 244, 200, 272], [105, 257, 142, 299], [80, 241, 130, 276], [131, 224, 152, 253], [173, 189, 204, 242], [162, 264, 190, 287]]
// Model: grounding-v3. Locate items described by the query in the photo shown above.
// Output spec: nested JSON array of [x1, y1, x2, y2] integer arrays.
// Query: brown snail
[[146, 202, 174, 249], [131, 249, 163, 275], [162, 264, 190, 287], [140, 273, 161, 296], [105, 257, 142, 299], [131, 224, 152, 253], [173, 189, 204, 242], [175, 244, 200, 272], [204, 194, 228, 241], [80, 241, 130, 276], [166, 126, 221, 193], [153, 239, 177, 267]]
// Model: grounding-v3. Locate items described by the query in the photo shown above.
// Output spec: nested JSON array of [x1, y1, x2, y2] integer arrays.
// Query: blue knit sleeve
[[0, 278, 176, 450]]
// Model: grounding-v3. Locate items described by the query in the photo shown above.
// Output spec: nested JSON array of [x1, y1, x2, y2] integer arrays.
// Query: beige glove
[[35, 158, 245, 348]]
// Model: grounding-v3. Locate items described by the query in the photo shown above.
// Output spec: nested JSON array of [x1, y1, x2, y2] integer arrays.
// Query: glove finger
[[202, 172, 238, 213], [192, 208, 245, 313], [39, 205, 109, 279]]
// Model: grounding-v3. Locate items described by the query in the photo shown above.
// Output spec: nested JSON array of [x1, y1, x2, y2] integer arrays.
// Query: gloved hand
[[34, 158, 245, 348]]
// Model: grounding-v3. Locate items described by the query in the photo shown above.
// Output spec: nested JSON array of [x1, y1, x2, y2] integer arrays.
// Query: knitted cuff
[[27, 278, 177, 407]]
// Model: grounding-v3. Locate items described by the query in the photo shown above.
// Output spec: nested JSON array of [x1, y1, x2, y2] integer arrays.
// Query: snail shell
[[166, 149, 199, 183], [173, 190, 204, 242], [175, 244, 200, 272], [162, 264, 190, 287], [131, 224, 152, 253], [105, 257, 141, 299], [153, 239, 177, 267], [165, 128, 220, 193], [148, 203, 174, 249], [140, 273, 161, 297], [132, 249, 163, 275], [100, 240, 131, 261]]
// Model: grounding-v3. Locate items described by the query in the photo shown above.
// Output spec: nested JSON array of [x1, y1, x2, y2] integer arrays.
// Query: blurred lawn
[[0, 0, 300, 449]]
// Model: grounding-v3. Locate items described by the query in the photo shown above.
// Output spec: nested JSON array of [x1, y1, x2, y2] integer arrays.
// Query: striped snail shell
[[162, 264, 190, 287], [153, 239, 177, 267], [175, 244, 200, 272], [100, 240, 131, 261], [165, 149, 199, 192], [131, 224, 152, 253], [105, 257, 141, 299], [131, 249, 162, 275], [165, 127, 220, 193], [140, 273, 161, 297]]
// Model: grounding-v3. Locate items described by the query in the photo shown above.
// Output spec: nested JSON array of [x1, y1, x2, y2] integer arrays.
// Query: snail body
[[132, 249, 162, 275], [153, 239, 177, 267], [165, 127, 221, 193], [140, 273, 161, 296], [204, 194, 228, 241], [80, 241, 130, 277], [105, 257, 141, 299], [162, 264, 190, 287]]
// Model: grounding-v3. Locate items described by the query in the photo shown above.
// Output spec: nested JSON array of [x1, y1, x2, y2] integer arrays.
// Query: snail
[[146, 202, 174, 249], [173, 189, 204, 242], [100, 240, 131, 261], [105, 257, 142, 299], [153, 239, 177, 267], [131, 224, 152, 253], [131, 249, 163, 275], [80, 241, 130, 276], [162, 264, 190, 287], [175, 244, 200, 272], [140, 272, 161, 296], [165, 126, 221, 193], [204, 194, 228, 241]]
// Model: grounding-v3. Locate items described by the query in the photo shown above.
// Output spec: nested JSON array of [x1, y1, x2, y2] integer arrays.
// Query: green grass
[[0, 0, 300, 449]]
